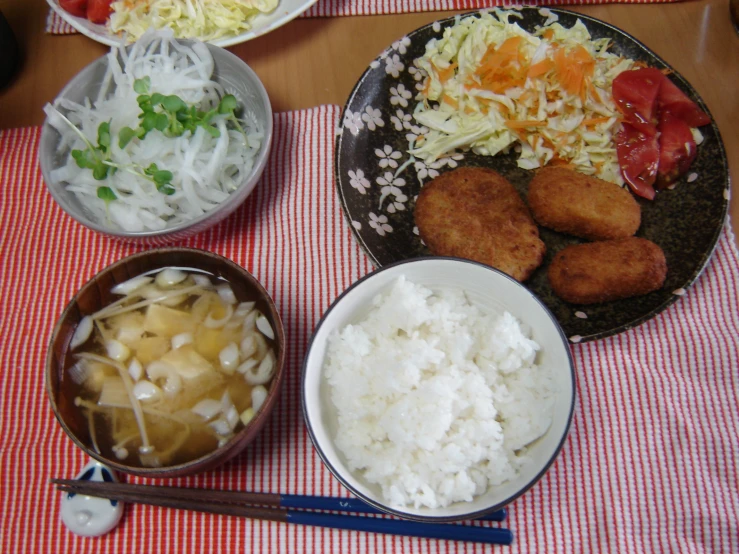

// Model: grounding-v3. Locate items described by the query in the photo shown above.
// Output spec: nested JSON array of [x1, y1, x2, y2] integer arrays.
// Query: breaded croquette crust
[[528, 166, 641, 241], [414, 167, 546, 282], [548, 237, 667, 304]]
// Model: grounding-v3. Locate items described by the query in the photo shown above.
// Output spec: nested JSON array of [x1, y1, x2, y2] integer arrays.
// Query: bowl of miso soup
[[46, 248, 286, 477]]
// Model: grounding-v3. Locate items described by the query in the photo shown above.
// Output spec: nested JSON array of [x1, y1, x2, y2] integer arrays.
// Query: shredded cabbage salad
[[109, 0, 279, 42], [44, 29, 263, 233], [410, 9, 640, 185]]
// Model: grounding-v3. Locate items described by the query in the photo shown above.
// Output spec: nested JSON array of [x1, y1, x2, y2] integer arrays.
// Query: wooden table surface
[[1, 0, 737, 242]]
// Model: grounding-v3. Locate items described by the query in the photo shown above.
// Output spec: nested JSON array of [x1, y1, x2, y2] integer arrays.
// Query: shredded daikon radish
[[44, 29, 263, 233]]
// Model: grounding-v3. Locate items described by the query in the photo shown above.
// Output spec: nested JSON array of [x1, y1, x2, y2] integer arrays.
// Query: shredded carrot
[[540, 135, 557, 151], [590, 83, 602, 104], [442, 94, 459, 109], [421, 78, 431, 98], [542, 29, 554, 40], [475, 37, 527, 94], [587, 81, 596, 101], [505, 120, 547, 129], [582, 116, 611, 127], [552, 44, 595, 101], [511, 128, 529, 142], [548, 157, 576, 169], [527, 59, 554, 79], [436, 62, 458, 83]]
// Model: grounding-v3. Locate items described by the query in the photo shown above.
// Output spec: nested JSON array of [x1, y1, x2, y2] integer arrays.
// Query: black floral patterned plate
[[334, 7, 730, 343]]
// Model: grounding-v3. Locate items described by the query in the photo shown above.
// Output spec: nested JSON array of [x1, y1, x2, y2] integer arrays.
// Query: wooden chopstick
[[53, 479, 285, 508], [52, 479, 513, 545], [51, 479, 507, 522]]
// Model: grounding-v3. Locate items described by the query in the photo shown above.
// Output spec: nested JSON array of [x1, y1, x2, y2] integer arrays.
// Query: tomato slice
[[656, 111, 698, 188], [87, 0, 113, 23], [59, 0, 87, 18], [615, 122, 659, 200], [612, 67, 664, 135], [657, 77, 711, 128]]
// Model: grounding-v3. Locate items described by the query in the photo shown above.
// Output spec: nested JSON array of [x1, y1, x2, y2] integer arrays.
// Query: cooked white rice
[[324, 276, 555, 509]]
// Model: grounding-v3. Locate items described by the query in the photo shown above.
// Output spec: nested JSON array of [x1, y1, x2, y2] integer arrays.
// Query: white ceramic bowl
[[39, 39, 272, 245], [46, 0, 319, 47], [302, 257, 575, 522]]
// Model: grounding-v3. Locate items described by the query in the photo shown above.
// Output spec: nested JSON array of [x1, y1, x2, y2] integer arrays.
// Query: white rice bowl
[[325, 276, 554, 509], [302, 258, 575, 521]]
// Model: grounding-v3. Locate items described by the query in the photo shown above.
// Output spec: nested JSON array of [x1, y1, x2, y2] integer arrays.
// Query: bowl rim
[[45, 246, 286, 477], [39, 40, 273, 240], [301, 256, 576, 522]]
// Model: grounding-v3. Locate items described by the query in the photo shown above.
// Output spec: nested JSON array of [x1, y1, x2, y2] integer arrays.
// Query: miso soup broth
[[63, 267, 277, 468]]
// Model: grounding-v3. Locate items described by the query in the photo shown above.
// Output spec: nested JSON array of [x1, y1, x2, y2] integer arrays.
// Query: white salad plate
[[46, 0, 319, 47]]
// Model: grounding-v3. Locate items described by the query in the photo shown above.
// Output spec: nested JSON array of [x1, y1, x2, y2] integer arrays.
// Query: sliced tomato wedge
[[59, 0, 87, 18], [615, 122, 660, 200], [656, 111, 697, 188], [612, 67, 664, 136], [657, 77, 711, 128], [87, 0, 113, 23]]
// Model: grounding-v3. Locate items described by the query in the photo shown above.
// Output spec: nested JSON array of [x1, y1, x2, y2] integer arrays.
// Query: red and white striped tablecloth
[[1, 106, 737, 553], [45, 0, 681, 35]]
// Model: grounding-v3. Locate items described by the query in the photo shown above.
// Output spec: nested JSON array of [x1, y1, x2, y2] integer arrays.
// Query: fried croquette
[[548, 237, 667, 304], [414, 167, 546, 282], [528, 166, 641, 241]]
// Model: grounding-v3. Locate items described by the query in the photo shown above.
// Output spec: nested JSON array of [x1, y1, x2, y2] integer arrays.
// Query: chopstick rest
[[58, 461, 123, 537]]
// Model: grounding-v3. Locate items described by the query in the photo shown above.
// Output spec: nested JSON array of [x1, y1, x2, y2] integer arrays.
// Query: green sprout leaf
[[119, 126, 137, 149], [141, 111, 158, 132], [218, 94, 238, 115], [133, 77, 151, 95], [162, 95, 186, 113], [71, 149, 96, 170], [97, 186, 117, 202], [154, 113, 169, 132], [153, 170, 173, 184], [200, 108, 217, 124], [156, 182, 176, 195], [97, 121, 111, 153], [92, 163, 109, 180], [147, 165, 175, 195], [201, 123, 220, 138], [157, 183, 175, 196]]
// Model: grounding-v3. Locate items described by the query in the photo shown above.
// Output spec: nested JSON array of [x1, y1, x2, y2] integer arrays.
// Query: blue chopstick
[[280, 494, 507, 522], [286, 510, 513, 546]]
